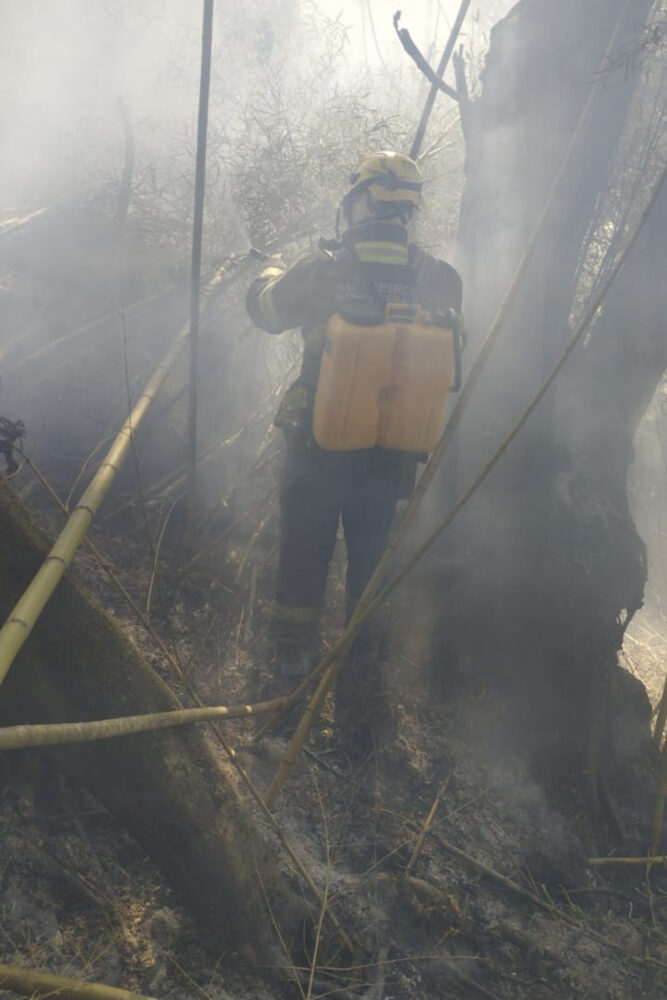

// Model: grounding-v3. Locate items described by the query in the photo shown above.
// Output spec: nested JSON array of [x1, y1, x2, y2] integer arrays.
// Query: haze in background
[[1, 1, 514, 213]]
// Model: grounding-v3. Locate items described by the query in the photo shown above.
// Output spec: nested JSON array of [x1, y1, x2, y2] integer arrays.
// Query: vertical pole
[[410, 0, 472, 160], [187, 0, 215, 545]]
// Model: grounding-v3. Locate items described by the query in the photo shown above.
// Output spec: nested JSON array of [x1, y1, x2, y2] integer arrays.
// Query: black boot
[[260, 623, 319, 735], [334, 651, 385, 762]]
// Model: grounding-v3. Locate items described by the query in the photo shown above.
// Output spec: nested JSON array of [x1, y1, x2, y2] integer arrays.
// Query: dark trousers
[[273, 441, 415, 642]]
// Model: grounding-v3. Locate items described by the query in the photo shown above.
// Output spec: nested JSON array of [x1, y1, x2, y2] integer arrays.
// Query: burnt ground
[[1, 474, 666, 1000], [1, 212, 667, 999]]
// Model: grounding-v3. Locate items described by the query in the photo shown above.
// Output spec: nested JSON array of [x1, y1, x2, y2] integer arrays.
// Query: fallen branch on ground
[[427, 830, 667, 970], [588, 855, 667, 866], [0, 699, 288, 750], [0, 961, 157, 1000]]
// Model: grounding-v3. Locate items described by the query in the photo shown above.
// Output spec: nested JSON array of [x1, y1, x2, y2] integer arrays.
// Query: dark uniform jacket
[[246, 222, 463, 462]]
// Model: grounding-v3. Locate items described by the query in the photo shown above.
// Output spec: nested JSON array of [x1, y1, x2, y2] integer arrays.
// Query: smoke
[[1, 2, 512, 233], [2, 2, 196, 207], [1, 2, 507, 489]]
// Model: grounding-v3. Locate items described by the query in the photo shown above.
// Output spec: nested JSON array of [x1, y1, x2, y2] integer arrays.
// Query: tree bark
[[424, 0, 664, 798]]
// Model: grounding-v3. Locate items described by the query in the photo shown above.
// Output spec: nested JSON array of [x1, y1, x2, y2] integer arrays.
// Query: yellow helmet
[[346, 151, 422, 208]]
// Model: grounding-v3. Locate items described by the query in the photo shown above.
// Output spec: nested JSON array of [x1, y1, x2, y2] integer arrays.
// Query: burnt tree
[[425, 0, 666, 828]]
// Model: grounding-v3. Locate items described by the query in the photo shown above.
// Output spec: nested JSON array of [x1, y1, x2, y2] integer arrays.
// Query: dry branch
[[115, 98, 135, 227], [0, 962, 157, 1000], [0, 207, 49, 241], [425, 830, 666, 970], [0, 700, 289, 750], [393, 11, 461, 107], [588, 855, 667, 866], [408, 0, 472, 158], [405, 772, 452, 875]]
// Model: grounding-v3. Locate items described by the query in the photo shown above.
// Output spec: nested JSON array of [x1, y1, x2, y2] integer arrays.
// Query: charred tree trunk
[[0, 481, 304, 964], [424, 0, 664, 823]]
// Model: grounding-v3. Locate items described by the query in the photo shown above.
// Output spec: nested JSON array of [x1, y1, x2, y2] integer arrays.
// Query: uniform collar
[[342, 221, 409, 265]]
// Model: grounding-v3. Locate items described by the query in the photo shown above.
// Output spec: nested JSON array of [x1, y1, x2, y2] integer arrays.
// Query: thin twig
[[256, 869, 307, 1000], [115, 98, 135, 228], [120, 311, 161, 619], [186, 484, 280, 576], [186, 0, 215, 546], [0, 207, 49, 241], [408, 0, 472, 157], [363, 0, 387, 70], [164, 954, 216, 1000], [426, 829, 667, 970], [104, 361, 291, 525], [65, 433, 116, 513], [146, 492, 183, 622], [588, 855, 667, 866], [394, 11, 462, 108], [405, 770, 453, 875], [306, 777, 332, 1000]]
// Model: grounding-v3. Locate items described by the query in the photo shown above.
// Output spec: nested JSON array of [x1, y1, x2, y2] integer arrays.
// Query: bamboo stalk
[[266, 149, 667, 805], [0, 699, 289, 750], [103, 357, 291, 524], [186, 0, 215, 544], [0, 268, 228, 688], [588, 855, 667, 866], [0, 961, 157, 1000], [0, 207, 49, 241]]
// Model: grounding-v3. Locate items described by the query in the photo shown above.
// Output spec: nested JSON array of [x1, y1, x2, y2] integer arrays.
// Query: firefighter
[[246, 151, 463, 747]]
